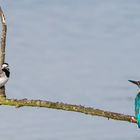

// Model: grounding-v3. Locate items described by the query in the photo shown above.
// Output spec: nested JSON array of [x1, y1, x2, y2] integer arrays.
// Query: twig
[[0, 97, 137, 124], [0, 6, 137, 126], [0, 6, 7, 66], [0, 6, 7, 98]]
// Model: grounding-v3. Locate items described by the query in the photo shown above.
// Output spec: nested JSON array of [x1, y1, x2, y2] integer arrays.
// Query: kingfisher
[[128, 80, 140, 128]]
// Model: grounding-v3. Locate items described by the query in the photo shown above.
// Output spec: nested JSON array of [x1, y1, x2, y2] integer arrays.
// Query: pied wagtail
[[0, 63, 10, 88]]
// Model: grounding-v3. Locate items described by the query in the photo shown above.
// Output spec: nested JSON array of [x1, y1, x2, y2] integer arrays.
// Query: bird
[[0, 63, 10, 88], [128, 80, 140, 128]]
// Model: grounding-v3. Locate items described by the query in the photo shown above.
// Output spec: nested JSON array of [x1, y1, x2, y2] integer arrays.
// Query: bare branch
[[0, 98, 137, 124], [0, 6, 7, 65], [0, 6, 137, 127]]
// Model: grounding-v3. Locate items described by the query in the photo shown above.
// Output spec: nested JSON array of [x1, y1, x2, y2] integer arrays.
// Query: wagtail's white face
[[0, 63, 10, 88], [2, 63, 9, 71]]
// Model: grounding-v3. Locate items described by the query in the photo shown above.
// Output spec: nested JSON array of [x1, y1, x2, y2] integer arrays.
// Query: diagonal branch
[[0, 97, 137, 124], [0, 6, 7, 66], [0, 6, 137, 127]]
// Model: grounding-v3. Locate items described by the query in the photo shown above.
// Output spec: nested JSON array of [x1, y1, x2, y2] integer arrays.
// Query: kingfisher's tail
[[137, 113, 140, 128], [138, 120, 140, 128]]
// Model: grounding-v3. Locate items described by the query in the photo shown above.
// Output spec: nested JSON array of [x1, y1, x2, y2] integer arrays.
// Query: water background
[[0, 0, 140, 139]]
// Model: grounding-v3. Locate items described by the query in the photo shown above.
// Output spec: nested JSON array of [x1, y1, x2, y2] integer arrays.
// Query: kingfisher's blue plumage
[[128, 80, 140, 128], [135, 92, 140, 128]]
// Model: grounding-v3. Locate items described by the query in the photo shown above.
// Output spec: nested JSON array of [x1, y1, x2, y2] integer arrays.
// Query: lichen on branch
[[0, 6, 137, 127], [0, 97, 137, 124]]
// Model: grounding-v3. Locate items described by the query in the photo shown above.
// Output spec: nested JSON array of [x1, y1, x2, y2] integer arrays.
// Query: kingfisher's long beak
[[128, 80, 138, 85]]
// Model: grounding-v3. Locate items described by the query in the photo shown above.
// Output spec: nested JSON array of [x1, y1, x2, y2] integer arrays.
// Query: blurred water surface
[[0, 0, 140, 140]]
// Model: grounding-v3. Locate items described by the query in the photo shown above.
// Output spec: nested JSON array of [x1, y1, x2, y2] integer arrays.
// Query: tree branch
[[0, 6, 7, 98], [0, 97, 137, 124], [0, 6, 7, 66], [0, 6, 137, 127]]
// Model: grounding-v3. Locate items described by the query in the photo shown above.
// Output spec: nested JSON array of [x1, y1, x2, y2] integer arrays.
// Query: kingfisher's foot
[[130, 117, 137, 123]]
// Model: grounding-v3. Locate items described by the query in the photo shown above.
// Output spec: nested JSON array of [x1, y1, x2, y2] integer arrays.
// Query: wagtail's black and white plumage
[[0, 63, 10, 88]]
